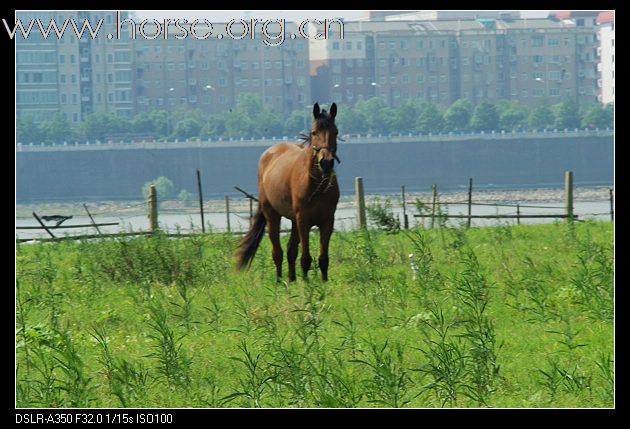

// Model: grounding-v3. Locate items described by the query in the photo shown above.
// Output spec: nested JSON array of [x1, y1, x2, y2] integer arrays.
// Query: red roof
[[550, 10, 602, 20], [597, 11, 614, 24]]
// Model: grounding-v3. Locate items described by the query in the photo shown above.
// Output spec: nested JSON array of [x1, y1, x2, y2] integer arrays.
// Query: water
[[16, 200, 611, 241]]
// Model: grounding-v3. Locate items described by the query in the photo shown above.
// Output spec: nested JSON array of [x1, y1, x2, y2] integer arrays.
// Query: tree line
[[17, 94, 613, 144]]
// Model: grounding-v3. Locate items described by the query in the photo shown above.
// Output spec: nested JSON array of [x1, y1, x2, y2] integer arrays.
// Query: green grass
[[15, 221, 614, 408]]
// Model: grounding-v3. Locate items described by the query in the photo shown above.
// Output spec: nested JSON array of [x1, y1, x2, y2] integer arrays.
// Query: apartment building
[[15, 11, 134, 124], [310, 17, 600, 108], [597, 11, 614, 105], [133, 22, 311, 115], [16, 12, 310, 125]]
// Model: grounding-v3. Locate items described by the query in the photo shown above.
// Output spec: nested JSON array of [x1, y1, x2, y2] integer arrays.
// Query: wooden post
[[609, 188, 614, 221], [516, 203, 521, 225], [249, 199, 254, 225], [148, 185, 158, 232], [225, 196, 231, 233], [83, 203, 102, 234], [564, 171, 574, 223], [196, 169, 205, 233], [430, 184, 437, 229], [402, 185, 409, 229], [355, 177, 366, 230], [467, 177, 473, 229]]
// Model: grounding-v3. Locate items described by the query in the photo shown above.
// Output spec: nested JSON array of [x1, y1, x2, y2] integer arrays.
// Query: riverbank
[[15, 186, 612, 219]]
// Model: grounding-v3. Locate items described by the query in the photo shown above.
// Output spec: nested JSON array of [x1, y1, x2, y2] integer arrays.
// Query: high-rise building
[[597, 11, 614, 105], [16, 12, 311, 126], [15, 11, 134, 125], [132, 22, 311, 115], [310, 17, 600, 108]]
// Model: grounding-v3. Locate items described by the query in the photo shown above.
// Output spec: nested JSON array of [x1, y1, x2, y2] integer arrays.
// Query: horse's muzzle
[[319, 158, 335, 175]]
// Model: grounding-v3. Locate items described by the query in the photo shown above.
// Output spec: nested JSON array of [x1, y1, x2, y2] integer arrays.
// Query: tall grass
[[15, 221, 614, 408]]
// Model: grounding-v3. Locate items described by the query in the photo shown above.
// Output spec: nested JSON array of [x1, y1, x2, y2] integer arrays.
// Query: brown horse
[[236, 102, 340, 282]]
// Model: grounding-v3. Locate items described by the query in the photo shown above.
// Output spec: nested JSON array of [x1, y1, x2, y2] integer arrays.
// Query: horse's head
[[310, 102, 339, 176]]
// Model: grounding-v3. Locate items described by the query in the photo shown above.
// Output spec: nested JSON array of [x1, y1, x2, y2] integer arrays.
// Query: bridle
[[311, 145, 341, 164]]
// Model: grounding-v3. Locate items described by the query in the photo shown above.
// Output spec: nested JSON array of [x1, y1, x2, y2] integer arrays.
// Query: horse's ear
[[313, 102, 321, 118], [330, 102, 337, 120]]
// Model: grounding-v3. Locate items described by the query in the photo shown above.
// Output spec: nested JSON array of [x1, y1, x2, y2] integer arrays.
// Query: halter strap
[[311, 145, 341, 163]]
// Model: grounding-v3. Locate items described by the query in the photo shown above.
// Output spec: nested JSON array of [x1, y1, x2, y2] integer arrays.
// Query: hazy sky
[[132, 10, 553, 22]]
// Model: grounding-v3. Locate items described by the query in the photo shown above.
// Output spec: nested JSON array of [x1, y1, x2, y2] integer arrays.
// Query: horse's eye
[[311, 131, 318, 136]]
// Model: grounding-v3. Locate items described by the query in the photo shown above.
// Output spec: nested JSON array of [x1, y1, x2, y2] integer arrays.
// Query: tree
[[444, 99, 473, 132], [284, 110, 309, 138], [224, 93, 284, 138], [80, 111, 121, 141], [44, 112, 75, 143], [142, 176, 175, 201], [499, 102, 529, 131], [603, 103, 614, 129], [200, 114, 226, 139], [581, 103, 610, 129], [416, 102, 444, 134], [335, 108, 367, 135], [16, 116, 47, 143], [174, 118, 203, 139], [131, 110, 169, 137], [528, 100, 555, 130], [392, 101, 423, 133], [178, 189, 193, 206], [552, 99, 581, 130], [354, 97, 395, 134], [470, 101, 499, 132]]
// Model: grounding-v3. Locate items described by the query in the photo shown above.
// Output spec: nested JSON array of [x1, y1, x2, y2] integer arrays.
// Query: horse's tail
[[235, 208, 266, 270]]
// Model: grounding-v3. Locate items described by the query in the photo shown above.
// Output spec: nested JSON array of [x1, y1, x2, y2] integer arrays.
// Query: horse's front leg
[[318, 219, 334, 282], [287, 221, 299, 282], [296, 215, 312, 279]]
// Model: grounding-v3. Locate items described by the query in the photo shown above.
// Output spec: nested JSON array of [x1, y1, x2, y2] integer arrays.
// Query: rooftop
[[597, 11, 614, 24]]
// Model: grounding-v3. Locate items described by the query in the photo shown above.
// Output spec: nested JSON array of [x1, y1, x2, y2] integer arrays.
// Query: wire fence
[[16, 175, 614, 242]]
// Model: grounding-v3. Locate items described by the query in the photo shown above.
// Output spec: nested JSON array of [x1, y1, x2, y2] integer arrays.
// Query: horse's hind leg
[[287, 221, 299, 282], [264, 209, 283, 279], [318, 218, 334, 282]]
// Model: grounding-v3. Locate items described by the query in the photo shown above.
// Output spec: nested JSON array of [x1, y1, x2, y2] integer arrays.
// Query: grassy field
[[15, 220, 614, 408]]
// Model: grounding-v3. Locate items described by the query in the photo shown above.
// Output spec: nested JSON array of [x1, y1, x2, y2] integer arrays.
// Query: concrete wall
[[16, 135, 613, 202]]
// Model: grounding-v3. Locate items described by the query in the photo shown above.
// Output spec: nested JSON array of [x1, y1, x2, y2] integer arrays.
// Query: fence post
[[516, 203, 521, 225], [355, 177, 367, 230], [564, 171, 574, 223], [402, 185, 409, 229], [196, 169, 205, 233], [148, 185, 158, 232], [609, 188, 614, 221], [83, 203, 102, 235], [225, 196, 231, 233], [467, 177, 473, 229], [430, 184, 437, 229]]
